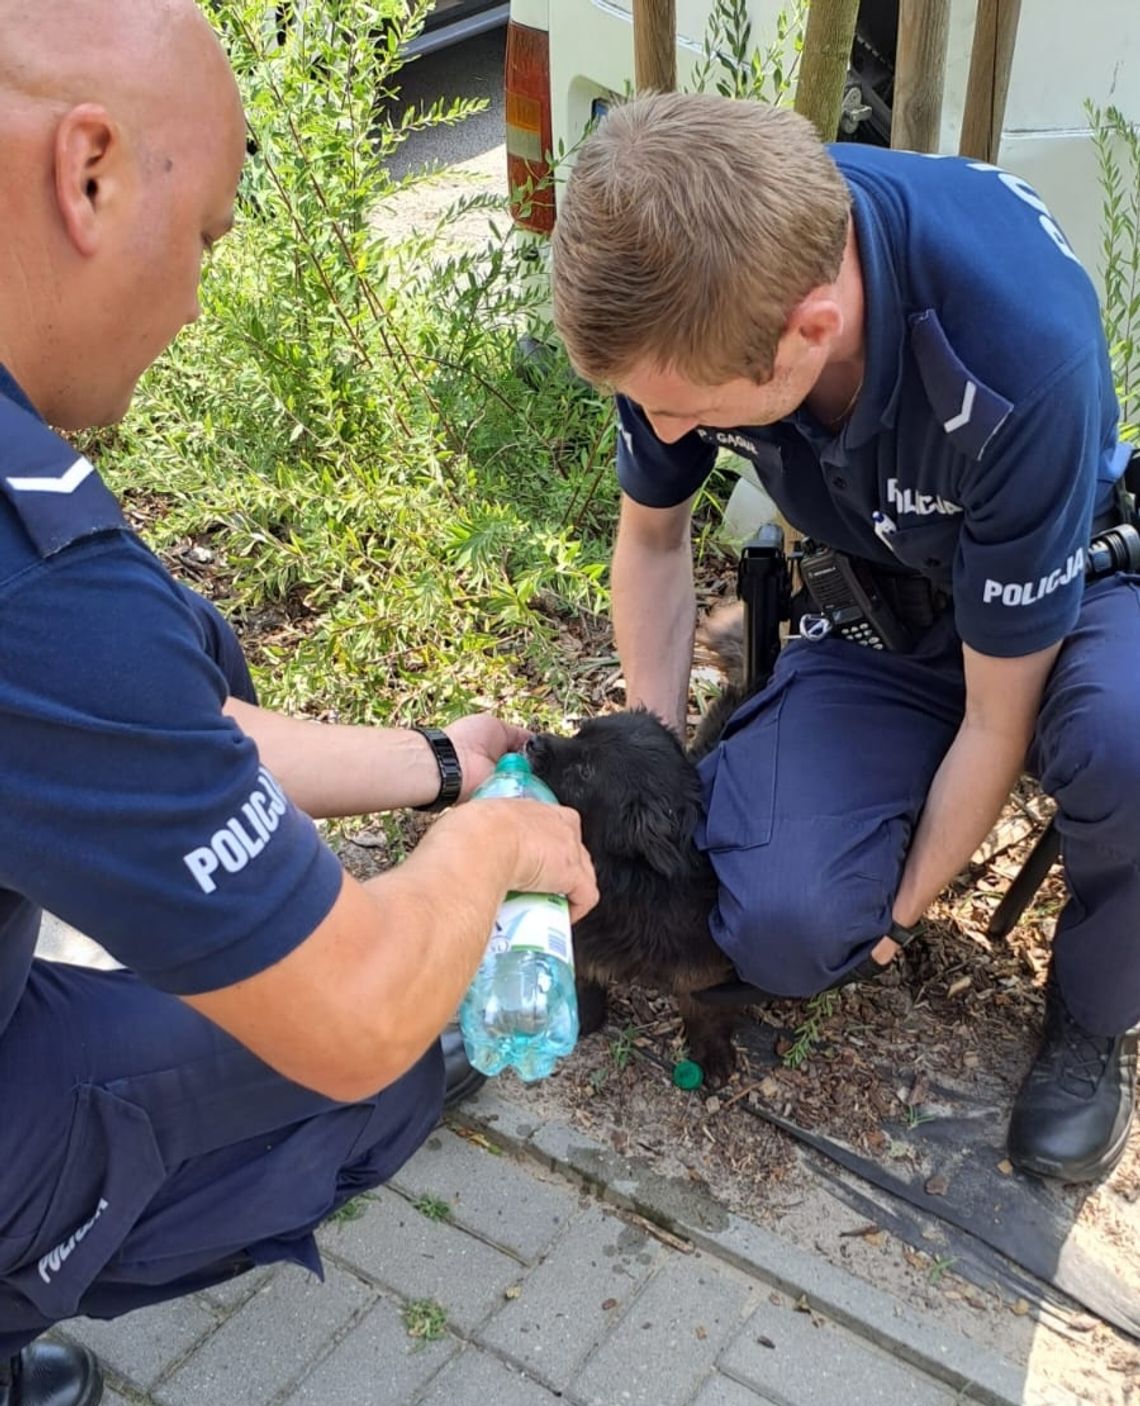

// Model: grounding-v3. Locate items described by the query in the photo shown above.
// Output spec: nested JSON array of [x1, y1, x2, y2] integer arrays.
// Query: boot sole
[[1010, 1112, 1133, 1184]]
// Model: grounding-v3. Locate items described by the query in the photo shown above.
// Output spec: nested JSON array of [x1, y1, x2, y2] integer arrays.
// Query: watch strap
[[887, 918, 921, 948], [412, 727, 463, 813]]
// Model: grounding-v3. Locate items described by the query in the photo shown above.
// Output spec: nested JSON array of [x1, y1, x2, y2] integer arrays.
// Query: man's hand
[[612, 495, 697, 733], [443, 714, 531, 800], [431, 797, 599, 923]]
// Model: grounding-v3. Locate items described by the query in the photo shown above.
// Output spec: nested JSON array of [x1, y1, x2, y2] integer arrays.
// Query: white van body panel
[[522, 0, 1139, 285]]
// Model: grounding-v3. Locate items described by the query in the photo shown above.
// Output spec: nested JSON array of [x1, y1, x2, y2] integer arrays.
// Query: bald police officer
[[0, 4, 596, 1402]]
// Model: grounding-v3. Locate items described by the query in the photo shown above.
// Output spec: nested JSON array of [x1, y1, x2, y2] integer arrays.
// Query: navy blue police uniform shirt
[[0, 366, 344, 1038], [616, 144, 1127, 659]]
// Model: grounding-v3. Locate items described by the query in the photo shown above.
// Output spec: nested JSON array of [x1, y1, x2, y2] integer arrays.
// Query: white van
[[503, 0, 1139, 282]]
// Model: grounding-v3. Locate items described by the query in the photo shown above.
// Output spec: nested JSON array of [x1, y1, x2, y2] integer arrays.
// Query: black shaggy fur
[[527, 652, 748, 1084]]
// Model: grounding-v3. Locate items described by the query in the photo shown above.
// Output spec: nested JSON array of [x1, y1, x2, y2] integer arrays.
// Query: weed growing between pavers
[[412, 1194, 453, 1223], [402, 1298, 448, 1345], [326, 1196, 367, 1225]]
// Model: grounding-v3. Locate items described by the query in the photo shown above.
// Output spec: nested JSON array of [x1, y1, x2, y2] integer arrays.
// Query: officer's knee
[[1056, 693, 1140, 844], [715, 868, 889, 998]]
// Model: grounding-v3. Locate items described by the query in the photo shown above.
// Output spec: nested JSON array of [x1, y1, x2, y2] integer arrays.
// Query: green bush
[[95, 0, 616, 728], [1091, 102, 1140, 440]]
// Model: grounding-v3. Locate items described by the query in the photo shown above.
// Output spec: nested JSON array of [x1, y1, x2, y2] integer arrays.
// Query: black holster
[[737, 523, 791, 692]]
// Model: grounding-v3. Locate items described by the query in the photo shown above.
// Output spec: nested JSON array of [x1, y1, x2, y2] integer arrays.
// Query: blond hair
[[551, 92, 851, 387]]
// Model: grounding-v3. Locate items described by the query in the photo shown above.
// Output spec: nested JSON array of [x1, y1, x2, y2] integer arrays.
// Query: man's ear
[[54, 104, 122, 257], [787, 289, 843, 353]]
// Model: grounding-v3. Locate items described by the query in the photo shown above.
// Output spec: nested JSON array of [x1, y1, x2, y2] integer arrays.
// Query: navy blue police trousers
[[0, 588, 444, 1354], [696, 573, 1140, 1037], [0, 966, 443, 1354]]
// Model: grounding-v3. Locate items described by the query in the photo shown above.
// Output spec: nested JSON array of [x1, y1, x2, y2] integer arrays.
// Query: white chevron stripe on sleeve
[[6, 457, 95, 495], [943, 381, 977, 434]]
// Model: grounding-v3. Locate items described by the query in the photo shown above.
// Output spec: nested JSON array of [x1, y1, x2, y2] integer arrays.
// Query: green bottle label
[[486, 891, 574, 970]]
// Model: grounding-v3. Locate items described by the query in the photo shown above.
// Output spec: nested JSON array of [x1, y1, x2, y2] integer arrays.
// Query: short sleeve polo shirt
[[0, 369, 345, 1012], [616, 145, 1125, 658]]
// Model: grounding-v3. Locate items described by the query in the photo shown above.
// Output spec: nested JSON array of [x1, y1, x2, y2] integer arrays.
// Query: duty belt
[[798, 507, 1139, 655]]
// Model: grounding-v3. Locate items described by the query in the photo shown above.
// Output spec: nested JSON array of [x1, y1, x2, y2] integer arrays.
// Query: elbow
[[270, 1033, 433, 1106]]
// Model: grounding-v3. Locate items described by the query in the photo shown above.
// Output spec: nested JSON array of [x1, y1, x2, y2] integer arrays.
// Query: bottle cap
[[671, 1060, 704, 1090]]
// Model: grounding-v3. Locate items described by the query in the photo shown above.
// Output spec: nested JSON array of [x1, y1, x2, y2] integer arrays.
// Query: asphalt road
[[386, 24, 507, 181], [374, 25, 510, 248]]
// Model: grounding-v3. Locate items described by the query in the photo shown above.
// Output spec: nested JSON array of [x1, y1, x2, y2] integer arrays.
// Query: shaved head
[[0, 0, 246, 428], [0, 0, 218, 107]]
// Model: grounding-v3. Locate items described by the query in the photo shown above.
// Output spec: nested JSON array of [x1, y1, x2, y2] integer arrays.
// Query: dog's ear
[[615, 791, 702, 879]]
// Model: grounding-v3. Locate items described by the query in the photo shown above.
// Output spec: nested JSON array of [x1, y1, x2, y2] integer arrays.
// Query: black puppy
[[527, 668, 747, 1084]]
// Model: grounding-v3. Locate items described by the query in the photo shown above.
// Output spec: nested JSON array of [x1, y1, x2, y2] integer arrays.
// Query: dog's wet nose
[[525, 734, 551, 769]]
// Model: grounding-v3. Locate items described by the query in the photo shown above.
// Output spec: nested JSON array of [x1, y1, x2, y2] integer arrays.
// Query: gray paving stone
[[573, 1253, 757, 1406], [458, 1103, 1042, 1406], [692, 1374, 777, 1406], [317, 1185, 521, 1333], [390, 1129, 574, 1263], [478, 1204, 662, 1390], [100, 1391, 133, 1406], [62, 1297, 217, 1390], [457, 1087, 543, 1146], [719, 1297, 956, 1406], [281, 1296, 456, 1405], [415, 1344, 564, 1405], [153, 1264, 374, 1406], [199, 1263, 276, 1313]]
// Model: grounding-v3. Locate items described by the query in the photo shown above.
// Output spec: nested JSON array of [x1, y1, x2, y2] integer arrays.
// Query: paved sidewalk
[[55, 1087, 1060, 1406], [58, 1123, 954, 1406]]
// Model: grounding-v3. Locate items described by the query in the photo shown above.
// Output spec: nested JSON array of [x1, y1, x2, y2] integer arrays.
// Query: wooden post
[[891, 0, 951, 153], [793, 0, 861, 141], [958, 0, 1023, 162], [632, 0, 677, 93]]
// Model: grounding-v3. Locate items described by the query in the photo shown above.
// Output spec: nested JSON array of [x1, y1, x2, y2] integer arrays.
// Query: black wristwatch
[[412, 727, 463, 813], [887, 918, 921, 949]]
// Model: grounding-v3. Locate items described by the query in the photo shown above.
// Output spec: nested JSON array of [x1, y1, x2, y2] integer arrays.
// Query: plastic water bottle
[[458, 753, 579, 1082]]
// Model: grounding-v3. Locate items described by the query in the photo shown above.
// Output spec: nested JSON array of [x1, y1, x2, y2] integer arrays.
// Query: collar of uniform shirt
[[0, 363, 39, 419]]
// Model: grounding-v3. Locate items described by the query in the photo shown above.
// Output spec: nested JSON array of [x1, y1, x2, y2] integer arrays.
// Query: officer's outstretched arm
[[182, 797, 597, 1102], [889, 641, 1061, 935], [223, 699, 530, 815], [611, 493, 696, 733]]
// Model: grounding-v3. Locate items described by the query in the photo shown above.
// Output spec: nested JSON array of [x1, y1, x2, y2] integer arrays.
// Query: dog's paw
[[687, 1033, 737, 1087], [576, 979, 608, 1037]]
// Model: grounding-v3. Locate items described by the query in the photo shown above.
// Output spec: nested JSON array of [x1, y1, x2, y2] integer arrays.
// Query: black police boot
[[1007, 975, 1137, 1183], [441, 1022, 485, 1111], [0, 1344, 103, 1406]]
